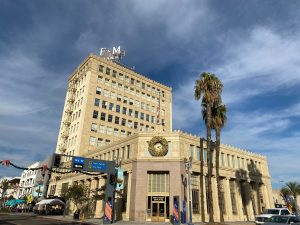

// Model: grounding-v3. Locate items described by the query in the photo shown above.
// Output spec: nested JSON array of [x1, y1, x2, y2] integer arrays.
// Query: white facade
[[17, 162, 44, 198]]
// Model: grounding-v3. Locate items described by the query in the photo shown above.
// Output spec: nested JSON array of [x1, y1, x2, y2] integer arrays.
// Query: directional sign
[[73, 157, 85, 169]]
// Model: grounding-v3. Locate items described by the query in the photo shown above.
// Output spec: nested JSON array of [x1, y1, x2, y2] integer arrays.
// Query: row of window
[[189, 145, 262, 172], [91, 144, 131, 162], [95, 90, 166, 115], [96, 76, 165, 104], [99, 65, 165, 97]]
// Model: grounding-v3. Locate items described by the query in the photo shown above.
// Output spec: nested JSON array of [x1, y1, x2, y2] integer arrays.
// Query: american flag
[[104, 200, 112, 222], [173, 201, 179, 222]]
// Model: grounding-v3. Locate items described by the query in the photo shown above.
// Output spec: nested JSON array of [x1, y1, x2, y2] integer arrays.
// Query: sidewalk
[[40, 215, 255, 225]]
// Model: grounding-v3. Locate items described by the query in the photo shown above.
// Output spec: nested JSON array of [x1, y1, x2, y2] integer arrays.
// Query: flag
[[104, 200, 112, 222]]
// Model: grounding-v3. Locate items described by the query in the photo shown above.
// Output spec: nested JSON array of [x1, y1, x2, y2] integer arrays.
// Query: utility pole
[[184, 157, 194, 225]]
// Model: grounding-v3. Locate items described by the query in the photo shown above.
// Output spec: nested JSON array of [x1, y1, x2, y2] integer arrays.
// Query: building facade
[[17, 162, 44, 199], [48, 53, 273, 222], [0, 177, 20, 200]]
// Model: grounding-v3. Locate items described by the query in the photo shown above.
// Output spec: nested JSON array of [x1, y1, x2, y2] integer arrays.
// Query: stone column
[[235, 179, 245, 221], [224, 177, 233, 221], [244, 181, 255, 221], [211, 176, 220, 221], [95, 176, 105, 218], [262, 183, 270, 209], [125, 170, 132, 221]]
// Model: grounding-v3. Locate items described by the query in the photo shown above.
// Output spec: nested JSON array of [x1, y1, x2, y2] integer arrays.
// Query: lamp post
[[184, 157, 193, 225]]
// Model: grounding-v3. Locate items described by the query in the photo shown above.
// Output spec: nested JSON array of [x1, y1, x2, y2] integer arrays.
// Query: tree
[[202, 101, 227, 222], [0, 179, 9, 207], [194, 72, 223, 222], [62, 183, 104, 219], [284, 182, 300, 214]]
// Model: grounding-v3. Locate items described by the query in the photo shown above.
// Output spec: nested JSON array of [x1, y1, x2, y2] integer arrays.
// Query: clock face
[[148, 136, 168, 157]]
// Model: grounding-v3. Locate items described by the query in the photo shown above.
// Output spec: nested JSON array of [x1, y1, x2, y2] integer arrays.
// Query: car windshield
[[265, 209, 280, 214], [269, 216, 289, 223]]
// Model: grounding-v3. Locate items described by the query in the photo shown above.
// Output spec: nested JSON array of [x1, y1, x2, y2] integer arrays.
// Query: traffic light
[[109, 174, 115, 186], [53, 154, 61, 168]]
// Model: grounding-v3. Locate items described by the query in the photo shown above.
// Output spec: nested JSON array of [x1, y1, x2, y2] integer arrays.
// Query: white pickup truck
[[255, 208, 291, 225]]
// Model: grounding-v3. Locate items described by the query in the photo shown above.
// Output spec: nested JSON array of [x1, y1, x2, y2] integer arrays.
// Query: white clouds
[[172, 25, 300, 187]]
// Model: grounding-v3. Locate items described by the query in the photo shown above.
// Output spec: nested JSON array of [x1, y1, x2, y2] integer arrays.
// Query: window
[[121, 118, 126, 126], [112, 70, 117, 77], [108, 114, 113, 122], [96, 87, 101, 94], [121, 130, 126, 138], [115, 116, 119, 124], [142, 82, 145, 89], [117, 95, 122, 101], [100, 112, 106, 121], [130, 78, 134, 84], [106, 67, 110, 75], [123, 96, 128, 104], [140, 112, 144, 120], [128, 120, 133, 128], [141, 102, 145, 109], [97, 138, 103, 147], [134, 122, 138, 129], [232, 155, 235, 168], [111, 81, 117, 89], [122, 107, 127, 115], [227, 154, 231, 167], [93, 110, 98, 119], [104, 78, 110, 86], [221, 153, 225, 166], [129, 98, 134, 105], [127, 145, 130, 159], [89, 136, 96, 146], [146, 114, 149, 122], [114, 128, 119, 137], [106, 127, 112, 135], [128, 108, 133, 116], [196, 147, 200, 160], [91, 123, 97, 132], [99, 65, 104, 72], [116, 105, 120, 113], [203, 149, 207, 162], [99, 125, 105, 133], [135, 100, 140, 108], [109, 103, 114, 110], [102, 100, 107, 109], [190, 145, 194, 159], [135, 111, 139, 118], [104, 89, 109, 97], [191, 175, 200, 213], [151, 116, 155, 123], [110, 92, 116, 99], [94, 98, 100, 106]]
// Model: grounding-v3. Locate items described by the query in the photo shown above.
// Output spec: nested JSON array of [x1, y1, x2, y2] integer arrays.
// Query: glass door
[[152, 202, 159, 222]]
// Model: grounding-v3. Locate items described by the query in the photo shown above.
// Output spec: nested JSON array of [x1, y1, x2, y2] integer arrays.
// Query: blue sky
[[0, 0, 299, 189]]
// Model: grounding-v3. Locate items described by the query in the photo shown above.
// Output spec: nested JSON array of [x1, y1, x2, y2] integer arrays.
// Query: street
[[0, 214, 80, 225]]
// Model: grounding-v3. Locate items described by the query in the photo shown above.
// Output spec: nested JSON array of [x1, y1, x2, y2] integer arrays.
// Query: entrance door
[[151, 202, 165, 222], [158, 202, 165, 222]]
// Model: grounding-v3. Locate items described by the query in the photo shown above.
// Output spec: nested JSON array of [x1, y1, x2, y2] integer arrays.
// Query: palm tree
[[285, 182, 300, 214], [202, 100, 227, 222], [0, 179, 9, 207], [194, 72, 223, 222]]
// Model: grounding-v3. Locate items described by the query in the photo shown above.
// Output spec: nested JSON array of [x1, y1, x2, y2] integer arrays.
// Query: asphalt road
[[0, 214, 81, 225]]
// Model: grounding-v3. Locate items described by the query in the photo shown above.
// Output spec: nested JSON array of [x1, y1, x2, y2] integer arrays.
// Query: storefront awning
[[36, 199, 65, 205]]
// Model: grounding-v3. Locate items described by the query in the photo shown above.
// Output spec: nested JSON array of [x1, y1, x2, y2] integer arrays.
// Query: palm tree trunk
[[294, 194, 299, 214], [216, 128, 224, 222], [206, 105, 214, 222], [200, 138, 205, 222]]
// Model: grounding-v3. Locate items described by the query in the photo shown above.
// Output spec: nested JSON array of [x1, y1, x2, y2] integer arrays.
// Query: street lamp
[[184, 157, 193, 225]]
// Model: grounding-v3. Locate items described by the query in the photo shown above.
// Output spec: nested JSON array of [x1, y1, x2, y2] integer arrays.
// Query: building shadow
[[235, 161, 263, 221]]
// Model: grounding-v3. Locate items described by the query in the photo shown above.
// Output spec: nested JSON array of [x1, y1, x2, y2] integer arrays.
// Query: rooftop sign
[[100, 46, 125, 61]]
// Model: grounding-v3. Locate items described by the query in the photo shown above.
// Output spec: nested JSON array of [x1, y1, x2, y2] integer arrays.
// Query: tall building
[[48, 51, 273, 222], [56, 53, 172, 157]]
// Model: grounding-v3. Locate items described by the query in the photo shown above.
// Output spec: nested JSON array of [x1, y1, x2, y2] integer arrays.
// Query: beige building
[[48, 53, 273, 222]]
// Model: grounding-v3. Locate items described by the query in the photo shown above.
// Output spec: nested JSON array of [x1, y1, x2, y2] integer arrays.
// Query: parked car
[[265, 215, 300, 225], [256, 208, 291, 225]]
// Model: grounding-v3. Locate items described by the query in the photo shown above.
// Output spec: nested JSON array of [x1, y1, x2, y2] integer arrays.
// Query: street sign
[[72, 157, 111, 172], [116, 168, 124, 191]]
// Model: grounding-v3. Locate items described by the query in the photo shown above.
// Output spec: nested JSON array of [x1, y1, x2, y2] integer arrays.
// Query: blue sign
[[92, 161, 107, 170], [74, 157, 85, 164]]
